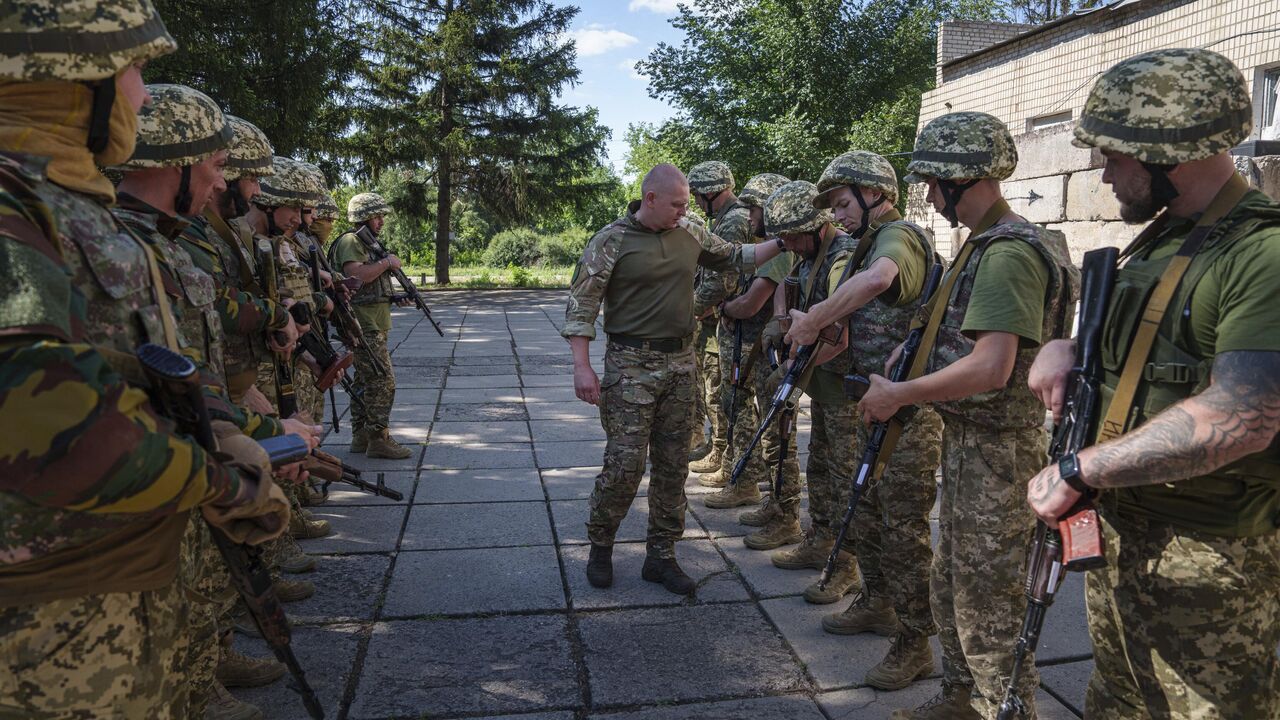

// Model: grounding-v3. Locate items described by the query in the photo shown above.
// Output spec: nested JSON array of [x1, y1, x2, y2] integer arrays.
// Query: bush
[[536, 228, 589, 266], [483, 228, 540, 267], [509, 263, 533, 287]]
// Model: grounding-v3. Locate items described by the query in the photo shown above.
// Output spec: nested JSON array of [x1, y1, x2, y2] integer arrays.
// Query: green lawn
[[402, 265, 573, 290]]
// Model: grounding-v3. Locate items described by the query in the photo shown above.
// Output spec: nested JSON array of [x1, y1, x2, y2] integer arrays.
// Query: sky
[[554, 0, 687, 177]]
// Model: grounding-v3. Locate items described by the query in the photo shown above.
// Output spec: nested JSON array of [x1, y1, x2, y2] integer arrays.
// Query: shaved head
[[642, 163, 688, 197], [636, 163, 691, 231]]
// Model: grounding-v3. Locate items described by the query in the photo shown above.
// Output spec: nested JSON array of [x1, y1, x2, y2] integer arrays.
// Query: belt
[[608, 334, 690, 352]]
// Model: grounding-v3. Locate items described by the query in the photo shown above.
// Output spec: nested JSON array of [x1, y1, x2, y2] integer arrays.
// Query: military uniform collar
[[116, 192, 191, 240]]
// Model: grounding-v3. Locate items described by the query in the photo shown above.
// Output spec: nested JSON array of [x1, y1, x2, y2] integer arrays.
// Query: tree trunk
[[435, 151, 451, 285]]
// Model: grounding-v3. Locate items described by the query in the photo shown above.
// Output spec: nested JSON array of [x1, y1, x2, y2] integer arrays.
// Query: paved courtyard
[[233, 289, 1094, 720]]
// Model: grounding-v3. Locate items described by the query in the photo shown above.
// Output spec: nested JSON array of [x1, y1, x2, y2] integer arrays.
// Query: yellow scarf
[[0, 75, 138, 203]]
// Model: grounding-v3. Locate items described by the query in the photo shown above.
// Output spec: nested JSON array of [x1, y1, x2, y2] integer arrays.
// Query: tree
[[350, 0, 610, 284], [1003, 0, 1101, 24]]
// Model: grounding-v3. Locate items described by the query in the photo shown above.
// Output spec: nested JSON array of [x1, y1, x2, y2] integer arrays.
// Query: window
[[1027, 110, 1072, 133], [1262, 67, 1280, 140]]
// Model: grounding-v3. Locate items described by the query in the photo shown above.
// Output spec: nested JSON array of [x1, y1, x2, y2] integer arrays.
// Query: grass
[[401, 264, 573, 290]]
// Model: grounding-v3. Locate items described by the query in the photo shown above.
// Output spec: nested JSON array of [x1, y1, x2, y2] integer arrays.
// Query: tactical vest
[[793, 230, 861, 377], [927, 222, 1079, 429], [276, 233, 316, 309], [197, 214, 268, 377], [1102, 193, 1280, 536], [335, 229, 396, 306]]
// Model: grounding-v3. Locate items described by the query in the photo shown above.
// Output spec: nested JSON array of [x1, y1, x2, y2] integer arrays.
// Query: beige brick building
[[907, 0, 1280, 261]]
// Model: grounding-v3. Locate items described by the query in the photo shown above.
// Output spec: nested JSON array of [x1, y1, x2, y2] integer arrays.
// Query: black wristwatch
[[1058, 452, 1090, 493], [775, 237, 785, 250]]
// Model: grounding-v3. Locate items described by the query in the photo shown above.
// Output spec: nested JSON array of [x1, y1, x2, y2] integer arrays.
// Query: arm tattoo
[[1088, 350, 1280, 488]]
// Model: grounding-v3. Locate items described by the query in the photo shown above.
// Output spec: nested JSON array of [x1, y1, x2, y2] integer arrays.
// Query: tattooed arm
[[1027, 350, 1280, 522]]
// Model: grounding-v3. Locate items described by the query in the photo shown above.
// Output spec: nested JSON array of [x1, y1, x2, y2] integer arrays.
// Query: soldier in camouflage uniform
[[312, 194, 340, 247], [1027, 49, 1280, 720], [783, 152, 944, 689], [565, 163, 786, 595], [859, 112, 1079, 720], [0, 5, 289, 717], [330, 192, 416, 459], [687, 161, 739, 476]]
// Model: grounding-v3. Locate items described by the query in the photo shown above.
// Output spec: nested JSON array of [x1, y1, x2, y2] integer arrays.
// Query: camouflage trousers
[[178, 515, 237, 718], [586, 342, 697, 559], [723, 334, 800, 512], [848, 407, 943, 637], [934, 418, 1045, 719], [0, 581, 188, 719], [253, 358, 320, 424], [690, 320, 723, 452], [1085, 509, 1280, 720], [351, 328, 395, 433], [805, 398, 861, 550]]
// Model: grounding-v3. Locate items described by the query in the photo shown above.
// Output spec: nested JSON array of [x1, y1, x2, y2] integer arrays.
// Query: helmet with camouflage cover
[[1072, 48, 1251, 165], [348, 192, 393, 223], [904, 112, 1017, 183], [112, 83, 232, 170], [687, 161, 735, 195], [223, 116, 274, 181], [297, 161, 329, 206], [739, 173, 790, 208], [764, 180, 832, 236], [0, 0, 177, 82], [256, 156, 315, 209], [814, 151, 898, 208], [315, 195, 340, 220]]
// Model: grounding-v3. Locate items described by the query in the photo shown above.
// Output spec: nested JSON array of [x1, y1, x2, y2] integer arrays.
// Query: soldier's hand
[[318, 269, 334, 288], [322, 297, 335, 316], [859, 374, 905, 425], [386, 254, 403, 270], [1027, 461, 1084, 524], [784, 308, 819, 347], [280, 299, 310, 337], [574, 363, 601, 405], [242, 385, 274, 415], [275, 460, 310, 486], [1029, 339, 1077, 422], [281, 417, 322, 449], [884, 342, 905, 375]]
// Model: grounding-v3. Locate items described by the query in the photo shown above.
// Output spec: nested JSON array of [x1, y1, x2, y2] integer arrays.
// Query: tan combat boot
[[743, 515, 803, 550], [822, 591, 900, 636], [204, 679, 263, 720], [865, 632, 934, 691], [697, 469, 729, 488], [703, 479, 761, 508], [216, 645, 286, 688], [289, 508, 331, 540], [296, 481, 326, 506], [770, 529, 833, 570], [889, 684, 979, 720], [802, 550, 860, 604], [739, 497, 780, 527], [688, 446, 722, 474], [272, 575, 315, 603], [366, 429, 413, 459], [349, 427, 368, 453], [277, 535, 316, 574]]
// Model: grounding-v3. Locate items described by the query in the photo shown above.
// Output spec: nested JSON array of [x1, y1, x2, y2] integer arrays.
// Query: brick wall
[[936, 21, 1036, 83]]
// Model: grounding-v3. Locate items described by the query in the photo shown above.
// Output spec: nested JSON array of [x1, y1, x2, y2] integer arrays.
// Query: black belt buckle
[[843, 373, 870, 400]]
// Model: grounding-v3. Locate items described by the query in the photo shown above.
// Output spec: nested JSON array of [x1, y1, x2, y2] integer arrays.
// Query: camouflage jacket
[[926, 221, 1079, 428], [0, 152, 243, 574], [693, 200, 752, 318], [792, 227, 860, 377], [277, 231, 326, 310]]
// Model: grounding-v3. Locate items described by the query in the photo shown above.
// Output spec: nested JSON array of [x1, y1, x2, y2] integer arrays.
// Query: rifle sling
[[1097, 173, 1249, 442]]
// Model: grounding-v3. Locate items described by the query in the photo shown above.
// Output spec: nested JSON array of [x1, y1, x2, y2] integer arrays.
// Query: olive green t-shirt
[[331, 233, 392, 332], [961, 240, 1050, 348], [826, 223, 927, 309]]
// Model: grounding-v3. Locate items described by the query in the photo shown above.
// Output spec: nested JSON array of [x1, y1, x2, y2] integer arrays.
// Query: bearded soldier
[[860, 112, 1079, 719], [1027, 48, 1280, 720]]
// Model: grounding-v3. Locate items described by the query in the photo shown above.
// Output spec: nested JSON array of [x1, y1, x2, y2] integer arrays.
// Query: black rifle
[[288, 302, 368, 431], [136, 343, 324, 720], [995, 246, 1115, 720], [255, 238, 298, 418], [727, 342, 815, 491], [354, 225, 444, 336], [724, 277, 748, 453], [309, 448, 404, 501], [817, 261, 944, 590], [307, 246, 388, 376]]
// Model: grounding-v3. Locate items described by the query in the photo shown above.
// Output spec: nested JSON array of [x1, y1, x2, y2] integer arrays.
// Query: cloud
[[628, 0, 681, 13], [569, 24, 639, 57], [618, 58, 646, 81]]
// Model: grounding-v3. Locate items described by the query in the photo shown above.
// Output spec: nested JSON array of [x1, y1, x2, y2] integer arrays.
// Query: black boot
[[641, 556, 696, 595], [586, 544, 613, 588]]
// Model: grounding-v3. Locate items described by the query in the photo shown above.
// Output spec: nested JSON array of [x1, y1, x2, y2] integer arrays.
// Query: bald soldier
[[565, 163, 786, 594]]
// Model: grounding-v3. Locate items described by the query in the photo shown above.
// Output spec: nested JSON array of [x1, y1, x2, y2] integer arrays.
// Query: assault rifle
[[256, 238, 299, 419], [136, 343, 324, 720], [288, 301, 367, 432], [995, 246, 1115, 720], [724, 277, 748, 453], [306, 246, 388, 376], [353, 225, 444, 336]]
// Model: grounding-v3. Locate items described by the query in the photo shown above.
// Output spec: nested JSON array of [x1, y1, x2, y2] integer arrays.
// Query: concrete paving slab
[[439, 386, 525, 404], [520, 363, 578, 376], [717, 540, 812, 599], [393, 365, 447, 389], [816, 682, 1080, 720], [586, 695, 827, 720], [1039, 659, 1092, 716], [449, 363, 520, 376], [529, 417, 606, 443], [446, 373, 522, 389], [522, 386, 581, 403], [403, 501, 554, 550], [417, 468, 545, 504], [301, 505, 408, 554], [521, 374, 575, 387], [384, 545, 565, 617], [428, 420, 530, 443], [350, 615, 579, 718], [386, 420, 432, 444], [527, 400, 599, 420], [453, 353, 525, 366], [422, 441, 537, 470], [550, 497, 707, 545], [562, 539, 748, 610], [1037, 573, 1092, 662], [437, 401, 529, 422], [689, 502, 761, 539], [230, 624, 361, 720], [542, 466, 642, 500], [392, 349, 455, 362], [321, 445, 423, 472], [320, 470, 416, 507], [392, 388, 442, 404], [535, 439, 606, 469], [578, 604, 806, 708], [283, 553, 391, 624]]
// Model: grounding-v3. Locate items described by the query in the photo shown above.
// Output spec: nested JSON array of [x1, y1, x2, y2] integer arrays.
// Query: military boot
[[822, 591, 900, 636], [296, 481, 326, 506], [688, 446, 722, 474], [216, 646, 286, 688], [688, 437, 711, 462], [349, 427, 368, 454], [366, 429, 413, 460], [641, 555, 696, 595], [743, 515, 803, 550], [802, 550, 860, 604], [272, 575, 315, 603], [696, 469, 729, 488], [865, 632, 934, 691], [771, 529, 833, 570], [277, 535, 316, 574], [739, 497, 780, 527], [205, 680, 263, 720], [703, 479, 760, 508], [586, 544, 613, 588], [289, 508, 331, 540], [889, 684, 979, 720]]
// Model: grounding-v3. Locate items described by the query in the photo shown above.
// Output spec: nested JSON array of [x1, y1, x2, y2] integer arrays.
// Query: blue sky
[[554, 0, 687, 177]]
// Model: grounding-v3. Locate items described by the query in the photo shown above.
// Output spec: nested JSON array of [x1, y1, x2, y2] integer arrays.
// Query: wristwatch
[[775, 237, 785, 251], [1058, 452, 1090, 493]]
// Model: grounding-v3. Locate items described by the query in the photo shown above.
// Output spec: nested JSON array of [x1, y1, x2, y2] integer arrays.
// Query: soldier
[[313, 195, 340, 246], [0, 4, 289, 717], [715, 172, 804, 549], [1027, 48, 1280, 720], [859, 112, 1078, 719], [758, 180, 865, 607], [686, 160, 741, 479], [784, 152, 944, 689], [566, 163, 786, 594], [330, 192, 416, 459]]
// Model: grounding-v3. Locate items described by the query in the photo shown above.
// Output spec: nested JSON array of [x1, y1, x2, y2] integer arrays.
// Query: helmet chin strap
[[1141, 162, 1180, 207], [85, 79, 115, 154], [847, 186, 886, 239], [175, 166, 194, 215], [936, 179, 979, 228]]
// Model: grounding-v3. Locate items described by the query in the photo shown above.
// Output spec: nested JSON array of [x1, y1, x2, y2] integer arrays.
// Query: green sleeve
[[865, 225, 927, 307], [1196, 228, 1280, 354], [961, 240, 1050, 348], [756, 251, 795, 286], [331, 234, 370, 270]]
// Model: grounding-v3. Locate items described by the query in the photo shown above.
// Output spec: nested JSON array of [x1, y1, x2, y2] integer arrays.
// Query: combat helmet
[[315, 195, 340, 220], [348, 192, 393, 224], [738, 173, 790, 209], [257, 156, 316, 209], [223, 116, 274, 182], [688, 161, 735, 196], [297, 161, 329, 206], [905, 111, 1017, 227], [0, 0, 177, 82], [1073, 48, 1251, 165], [113, 83, 232, 170], [814, 151, 899, 208], [764, 180, 832, 237]]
